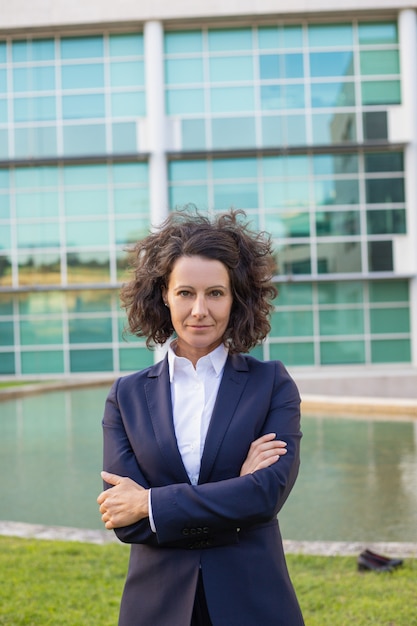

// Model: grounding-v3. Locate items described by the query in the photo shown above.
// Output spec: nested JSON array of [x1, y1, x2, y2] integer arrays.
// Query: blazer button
[[182, 529, 189, 536], [203, 527, 209, 534]]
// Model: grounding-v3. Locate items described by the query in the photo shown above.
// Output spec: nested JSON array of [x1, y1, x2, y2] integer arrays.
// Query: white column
[[398, 9, 417, 367], [144, 20, 169, 228]]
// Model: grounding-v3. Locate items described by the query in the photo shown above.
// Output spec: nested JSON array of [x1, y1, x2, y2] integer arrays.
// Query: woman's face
[[162, 255, 233, 365]]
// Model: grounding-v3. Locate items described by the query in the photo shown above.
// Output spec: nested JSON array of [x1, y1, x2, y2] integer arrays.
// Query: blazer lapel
[[144, 357, 190, 483], [199, 354, 249, 483]]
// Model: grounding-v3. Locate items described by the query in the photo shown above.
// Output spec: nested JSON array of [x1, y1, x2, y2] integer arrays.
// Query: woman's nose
[[191, 295, 208, 317]]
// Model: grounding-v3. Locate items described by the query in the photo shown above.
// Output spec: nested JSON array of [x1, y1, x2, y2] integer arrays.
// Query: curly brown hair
[[120, 208, 277, 353]]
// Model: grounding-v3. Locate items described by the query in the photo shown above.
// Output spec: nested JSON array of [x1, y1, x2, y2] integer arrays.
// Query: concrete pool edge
[[1, 521, 416, 558]]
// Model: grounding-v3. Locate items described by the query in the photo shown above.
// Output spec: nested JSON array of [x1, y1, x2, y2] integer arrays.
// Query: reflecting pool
[[1, 387, 416, 542]]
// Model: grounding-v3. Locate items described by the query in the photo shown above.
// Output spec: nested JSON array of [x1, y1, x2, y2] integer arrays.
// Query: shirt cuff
[[148, 489, 156, 533]]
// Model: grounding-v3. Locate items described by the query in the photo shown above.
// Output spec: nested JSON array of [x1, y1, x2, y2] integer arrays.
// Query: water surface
[[1, 387, 416, 542]]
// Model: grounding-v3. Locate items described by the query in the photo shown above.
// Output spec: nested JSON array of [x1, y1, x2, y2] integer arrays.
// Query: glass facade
[[0, 18, 414, 376]]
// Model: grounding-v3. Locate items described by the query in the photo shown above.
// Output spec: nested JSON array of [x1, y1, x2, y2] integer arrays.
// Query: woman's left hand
[[97, 471, 149, 530]]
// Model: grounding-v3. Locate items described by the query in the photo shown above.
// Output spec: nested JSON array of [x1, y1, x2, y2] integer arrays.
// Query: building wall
[[0, 6, 416, 377]]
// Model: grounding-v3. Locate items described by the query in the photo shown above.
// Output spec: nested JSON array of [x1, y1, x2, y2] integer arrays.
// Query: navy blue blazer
[[102, 353, 304, 626]]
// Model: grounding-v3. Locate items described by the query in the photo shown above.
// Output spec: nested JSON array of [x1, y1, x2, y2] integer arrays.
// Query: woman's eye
[[210, 290, 223, 297], [178, 290, 191, 297]]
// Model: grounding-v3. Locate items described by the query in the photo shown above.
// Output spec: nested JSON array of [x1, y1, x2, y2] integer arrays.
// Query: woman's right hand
[[240, 433, 287, 476]]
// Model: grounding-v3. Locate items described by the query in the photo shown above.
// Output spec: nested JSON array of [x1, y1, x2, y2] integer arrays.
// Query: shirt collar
[[167, 342, 228, 382]]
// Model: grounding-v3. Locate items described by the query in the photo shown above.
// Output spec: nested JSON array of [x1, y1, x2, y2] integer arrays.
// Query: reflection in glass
[[70, 348, 113, 372], [310, 51, 354, 77], [16, 191, 59, 218], [65, 220, 109, 246], [361, 80, 401, 105], [366, 178, 404, 203], [358, 22, 398, 45], [0, 320, 14, 345], [115, 218, 150, 244], [61, 64, 104, 89], [0, 352, 14, 374], [18, 252, 61, 285], [258, 25, 303, 50], [314, 179, 359, 206], [271, 310, 313, 337], [13, 66, 56, 92], [64, 189, 108, 217], [17, 221, 60, 248], [209, 56, 253, 82], [275, 282, 313, 306], [369, 279, 408, 303], [308, 24, 353, 47], [275, 243, 311, 275], [264, 179, 309, 208], [63, 124, 106, 156], [69, 317, 112, 344], [169, 184, 208, 209], [260, 84, 305, 110], [66, 252, 110, 283], [266, 211, 310, 238], [317, 241, 362, 274], [182, 119, 206, 150], [312, 112, 356, 144], [370, 307, 409, 334], [213, 183, 258, 209], [113, 187, 149, 214], [311, 81, 355, 107], [313, 153, 358, 175], [259, 53, 303, 79], [14, 126, 57, 158], [316, 211, 360, 236], [360, 50, 400, 75], [20, 319, 63, 345], [317, 281, 363, 304], [66, 290, 112, 313], [211, 87, 255, 112], [367, 209, 406, 234], [371, 339, 410, 363], [270, 341, 315, 366], [14, 96, 56, 122], [365, 151, 403, 172], [18, 291, 65, 315]]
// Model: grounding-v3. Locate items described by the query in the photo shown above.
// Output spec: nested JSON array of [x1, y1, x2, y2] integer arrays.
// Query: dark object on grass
[[358, 549, 404, 572]]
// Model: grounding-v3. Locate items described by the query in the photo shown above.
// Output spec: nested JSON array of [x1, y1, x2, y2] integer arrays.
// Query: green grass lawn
[[0, 536, 415, 625]]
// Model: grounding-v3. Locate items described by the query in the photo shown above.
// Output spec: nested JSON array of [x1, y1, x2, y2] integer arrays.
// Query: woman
[[97, 210, 304, 626]]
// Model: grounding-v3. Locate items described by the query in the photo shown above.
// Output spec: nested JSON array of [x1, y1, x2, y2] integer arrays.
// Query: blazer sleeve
[[151, 361, 302, 546], [102, 378, 159, 546]]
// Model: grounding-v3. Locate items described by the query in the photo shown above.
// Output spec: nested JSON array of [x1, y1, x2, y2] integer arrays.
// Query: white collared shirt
[[148, 342, 228, 531]]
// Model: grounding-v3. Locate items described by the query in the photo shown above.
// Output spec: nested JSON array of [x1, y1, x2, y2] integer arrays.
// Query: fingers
[[101, 470, 122, 485]]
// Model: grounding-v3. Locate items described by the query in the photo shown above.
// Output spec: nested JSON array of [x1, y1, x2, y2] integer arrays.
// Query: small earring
[[164, 302, 169, 307]]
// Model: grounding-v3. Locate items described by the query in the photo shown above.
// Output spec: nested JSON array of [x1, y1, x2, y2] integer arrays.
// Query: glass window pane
[[276, 243, 311, 275], [316, 211, 360, 236], [109, 33, 144, 57], [208, 28, 252, 51], [360, 50, 400, 75], [69, 317, 112, 343], [12, 38, 55, 62], [0, 193, 9, 219], [211, 117, 256, 149], [169, 160, 207, 182], [213, 182, 258, 209], [317, 241, 362, 274], [63, 163, 108, 186], [366, 178, 404, 203], [311, 81, 355, 107], [67, 252, 110, 283], [275, 283, 313, 306], [164, 31, 203, 54], [358, 22, 398, 45], [310, 52, 354, 77], [263, 180, 309, 208], [209, 56, 253, 82], [64, 189, 108, 216], [367, 209, 406, 234], [60, 36, 104, 59], [370, 308, 409, 333], [0, 294, 13, 315], [165, 58, 204, 84], [261, 84, 305, 110], [364, 151, 403, 172], [361, 80, 401, 105], [267, 211, 310, 238], [112, 122, 137, 153], [271, 310, 313, 337], [0, 69, 6, 93], [14, 96, 56, 122], [14, 127, 57, 158], [258, 26, 303, 50], [320, 340, 365, 364], [70, 348, 113, 372], [16, 191, 59, 218], [318, 281, 363, 304], [0, 224, 11, 249], [17, 222, 60, 248], [20, 319, 63, 345], [314, 179, 360, 206], [0, 321, 14, 345], [115, 218, 149, 244], [13, 66, 55, 92], [18, 291, 65, 314], [371, 339, 410, 363], [182, 119, 206, 150], [319, 308, 364, 335], [21, 350, 64, 374], [166, 88, 205, 114], [14, 166, 58, 188], [169, 184, 209, 209], [0, 100, 7, 124], [211, 87, 254, 113], [270, 342, 315, 366], [66, 290, 112, 313], [308, 24, 353, 47], [63, 124, 106, 156], [212, 158, 256, 180], [112, 162, 148, 184], [369, 279, 408, 303], [65, 221, 109, 246], [18, 252, 61, 285], [0, 352, 15, 374], [62, 94, 105, 119], [119, 347, 153, 371], [0, 254, 12, 286], [0, 43, 6, 63], [110, 60, 145, 86], [368, 240, 393, 272], [113, 187, 149, 214], [61, 63, 104, 89], [312, 113, 356, 144], [111, 91, 145, 117]]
